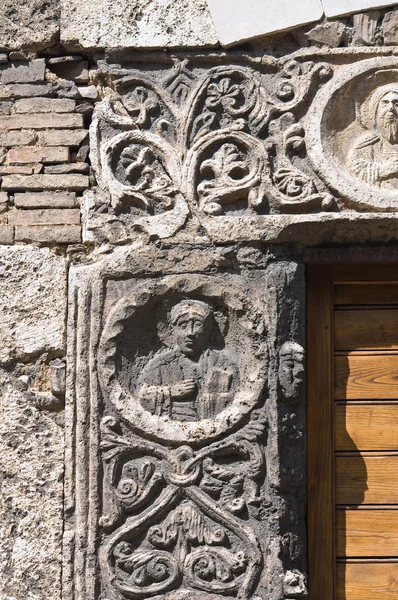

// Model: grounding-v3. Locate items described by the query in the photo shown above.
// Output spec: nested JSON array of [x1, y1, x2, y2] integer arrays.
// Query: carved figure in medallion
[[350, 84, 398, 188], [138, 300, 239, 421]]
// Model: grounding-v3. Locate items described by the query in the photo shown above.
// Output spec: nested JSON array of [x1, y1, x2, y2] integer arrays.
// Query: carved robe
[[138, 347, 239, 421], [350, 130, 398, 189]]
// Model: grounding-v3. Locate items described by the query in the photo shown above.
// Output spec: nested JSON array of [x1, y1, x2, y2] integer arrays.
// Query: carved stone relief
[[85, 57, 337, 244], [307, 56, 398, 211], [64, 250, 307, 600]]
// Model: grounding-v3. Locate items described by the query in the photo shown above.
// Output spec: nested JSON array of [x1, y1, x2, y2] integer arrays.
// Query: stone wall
[[3, 3, 398, 600]]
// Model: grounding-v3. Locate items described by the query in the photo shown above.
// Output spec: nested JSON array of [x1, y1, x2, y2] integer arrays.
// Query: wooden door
[[308, 266, 398, 599]]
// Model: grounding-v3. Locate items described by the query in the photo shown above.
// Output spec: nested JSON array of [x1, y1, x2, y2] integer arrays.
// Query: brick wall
[[0, 56, 94, 245]]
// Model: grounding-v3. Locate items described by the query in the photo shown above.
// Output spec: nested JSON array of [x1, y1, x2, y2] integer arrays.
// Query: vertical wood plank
[[307, 265, 335, 599]]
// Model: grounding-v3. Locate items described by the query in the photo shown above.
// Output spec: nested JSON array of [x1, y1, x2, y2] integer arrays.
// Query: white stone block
[[322, 0, 397, 18], [60, 0, 218, 49], [207, 0, 324, 46]]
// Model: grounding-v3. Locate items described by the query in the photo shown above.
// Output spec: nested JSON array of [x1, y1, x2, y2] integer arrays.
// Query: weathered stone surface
[[0, 113, 83, 130], [1, 60, 46, 84], [14, 192, 77, 208], [0, 225, 14, 244], [60, 0, 218, 50], [0, 246, 66, 364], [44, 163, 89, 174], [0, 165, 37, 175], [77, 85, 98, 100], [382, 9, 398, 44], [14, 98, 76, 113], [0, 2, 59, 51], [2, 174, 89, 191], [0, 386, 64, 599], [50, 60, 89, 83], [207, 0, 323, 45], [8, 146, 69, 164], [38, 129, 88, 146], [0, 84, 53, 99], [352, 10, 381, 44], [15, 225, 81, 243], [0, 131, 37, 147], [306, 20, 346, 46], [8, 208, 80, 226]]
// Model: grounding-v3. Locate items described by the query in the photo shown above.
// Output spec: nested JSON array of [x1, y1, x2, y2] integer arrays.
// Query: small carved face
[[278, 342, 305, 402], [174, 310, 211, 357], [378, 91, 398, 121]]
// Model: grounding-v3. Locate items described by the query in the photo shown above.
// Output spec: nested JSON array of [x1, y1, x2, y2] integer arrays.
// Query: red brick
[[8, 146, 69, 164]]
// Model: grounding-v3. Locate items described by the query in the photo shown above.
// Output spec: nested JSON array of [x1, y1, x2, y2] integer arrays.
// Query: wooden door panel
[[336, 456, 398, 504], [336, 509, 398, 557], [337, 563, 398, 599], [309, 267, 398, 599], [335, 284, 398, 306], [335, 404, 398, 451], [335, 310, 398, 351], [335, 355, 398, 400]]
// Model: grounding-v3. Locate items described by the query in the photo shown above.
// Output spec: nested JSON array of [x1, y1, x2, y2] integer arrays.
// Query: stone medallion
[[98, 275, 267, 445], [307, 57, 398, 211]]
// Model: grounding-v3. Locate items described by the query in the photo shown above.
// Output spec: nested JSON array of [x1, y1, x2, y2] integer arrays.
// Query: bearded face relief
[[278, 342, 304, 403], [138, 300, 239, 422], [350, 84, 398, 189]]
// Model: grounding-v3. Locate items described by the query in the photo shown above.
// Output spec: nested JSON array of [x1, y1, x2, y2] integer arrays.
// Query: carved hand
[[169, 379, 196, 400], [379, 159, 398, 180]]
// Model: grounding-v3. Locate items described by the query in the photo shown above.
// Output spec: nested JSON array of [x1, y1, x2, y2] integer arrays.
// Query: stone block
[[15, 225, 81, 243], [0, 1, 59, 51], [0, 388, 63, 599], [77, 85, 98, 100], [0, 166, 36, 174], [322, 0, 397, 18], [0, 192, 8, 203], [207, 0, 323, 45], [0, 84, 53, 99], [0, 53, 8, 63], [8, 147, 70, 164], [0, 101, 13, 114], [38, 129, 88, 146], [60, 0, 218, 50], [8, 208, 81, 226], [0, 131, 37, 147], [50, 61, 89, 83], [383, 9, 398, 44], [0, 246, 66, 363], [1, 59, 46, 84], [14, 98, 76, 113], [0, 225, 14, 244], [306, 20, 346, 46], [0, 113, 83, 130], [1, 174, 89, 191], [48, 55, 83, 64], [44, 163, 89, 174], [14, 192, 77, 209], [352, 10, 381, 44]]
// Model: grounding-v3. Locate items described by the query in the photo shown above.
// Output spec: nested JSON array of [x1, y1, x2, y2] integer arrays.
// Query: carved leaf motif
[[120, 145, 176, 211], [186, 67, 271, 147], [185, 547, 247, 593], [114, 544, 180, 595], [116, 458, 163, 511]]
